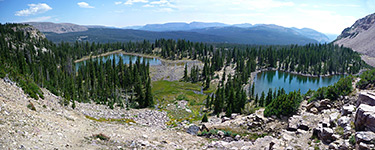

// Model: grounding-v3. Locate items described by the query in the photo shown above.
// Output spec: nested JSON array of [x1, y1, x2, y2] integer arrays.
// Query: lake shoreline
[[74, 49, 202, 66]]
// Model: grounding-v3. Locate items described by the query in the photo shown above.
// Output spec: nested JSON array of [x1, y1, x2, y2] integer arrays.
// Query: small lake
[[75, 53, 162, 70], [253, 70, 343, 96]]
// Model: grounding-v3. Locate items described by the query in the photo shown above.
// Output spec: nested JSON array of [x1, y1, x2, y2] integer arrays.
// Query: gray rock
[[357, 142, 371, 150], [329, 143, 338, 149], [357, 92, 375, 107], [313, 127, 337, 144], [287, 115, 309, 131], [355, 131, 375, 144], [337, 116, 351, 128], [311, 107, 318, 114], [235, 135, 241, 141], [342, 105, 355, 116], [186, 125, 200, 135], [231, 113, 238, 119], [222, 117, 230, 123], [355, 104, 375, 132], [218, 131, 225, 138]]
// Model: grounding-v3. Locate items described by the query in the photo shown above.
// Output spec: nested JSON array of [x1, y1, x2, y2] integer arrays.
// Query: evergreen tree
[[259, 92, 265, 107]]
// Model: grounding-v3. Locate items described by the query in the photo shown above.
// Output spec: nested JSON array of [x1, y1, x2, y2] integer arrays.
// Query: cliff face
[[335, 13, 375, 66], [25, 22, 88, 34]]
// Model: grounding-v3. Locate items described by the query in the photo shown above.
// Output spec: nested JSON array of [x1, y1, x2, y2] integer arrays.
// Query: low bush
[[93, 133, 110, 141], [264, 90, 302, 117], [27, 102, 36, 111], [357, 69, 375, 89]]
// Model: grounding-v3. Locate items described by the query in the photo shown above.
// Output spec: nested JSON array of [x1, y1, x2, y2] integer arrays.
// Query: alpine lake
[[75, 53, 343, 96], [253, 70, 343, 96]]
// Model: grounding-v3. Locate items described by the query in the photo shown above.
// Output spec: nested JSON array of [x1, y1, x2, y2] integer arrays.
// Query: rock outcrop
[[357, 92, 375, 107], [25, 22, 88, 34], [355, 104, 375, 132]]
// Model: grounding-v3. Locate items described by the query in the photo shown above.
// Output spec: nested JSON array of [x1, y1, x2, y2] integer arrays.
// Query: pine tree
[[260, 92, 265, 107], [204, 76, 210, 90], [205, 95, 210, 108], [144, 77, 153, 108], [183, 64, 188, 81], [202, 113, 208, 122]]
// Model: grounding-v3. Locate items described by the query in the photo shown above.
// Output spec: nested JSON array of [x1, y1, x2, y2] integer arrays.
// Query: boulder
[[217, 130, 225, 138], [186, 125, 200, 135], [313, 127, 337, 144], [231, 113, 238, 119], [307, 99, 332, 113], [222, 117, 230, 123], [287, 115, 309, 131], [357, 92, 375, 107], [341, 105, 355, 116], [355, 104, 375, 132], [355, 131, 375, 145], [337, 116, 351, 128]]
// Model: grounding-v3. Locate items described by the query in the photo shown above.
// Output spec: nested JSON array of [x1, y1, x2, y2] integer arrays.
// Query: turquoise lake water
[[253, 70, 343, 96]]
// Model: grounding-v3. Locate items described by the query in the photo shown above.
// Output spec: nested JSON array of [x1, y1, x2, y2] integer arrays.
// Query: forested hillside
[[0, 23, 153, 109], [0, 23, 369, 113]]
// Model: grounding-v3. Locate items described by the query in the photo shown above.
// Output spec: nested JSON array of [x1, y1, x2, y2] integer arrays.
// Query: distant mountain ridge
[[26, 22, 331, 45]]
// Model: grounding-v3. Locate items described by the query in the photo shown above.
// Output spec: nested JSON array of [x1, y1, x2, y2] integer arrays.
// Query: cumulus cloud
[[77, 2, 94, 8], [124, 0, 149, 5], [115, 1, 123, 5], [15, 3, 52, 16]]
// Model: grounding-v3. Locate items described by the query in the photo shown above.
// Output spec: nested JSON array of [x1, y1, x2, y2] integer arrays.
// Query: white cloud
[[146, 0, 176, 8], [150, 0, 169, 5], [115, 1, 123, 5], [77, 2, 94, 8], [143, 4, 154, 7], [15, 3, 52, 16], [124, 0, 149, 5], [24, 16, 52, 22]]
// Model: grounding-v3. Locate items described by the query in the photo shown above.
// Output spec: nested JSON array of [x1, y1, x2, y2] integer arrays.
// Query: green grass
[[152, 80, 215, 123]]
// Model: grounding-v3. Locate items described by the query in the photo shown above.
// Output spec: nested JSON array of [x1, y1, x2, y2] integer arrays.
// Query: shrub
[[202, 113, 208, 122], [349, 134, 356, 145], [310, 76, 353, 102], [264, 90, 302, 117], [93, 133, 110, 141], [27, 102, 36, 111], [357, 69, 375, 89]]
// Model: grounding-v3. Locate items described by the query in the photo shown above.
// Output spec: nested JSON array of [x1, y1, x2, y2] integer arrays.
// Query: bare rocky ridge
[[25, 22, 88, 34], [335, 13, 375, 66]]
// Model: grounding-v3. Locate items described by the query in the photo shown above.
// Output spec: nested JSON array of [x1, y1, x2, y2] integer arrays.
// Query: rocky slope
[[0, 78, 208, 149], [335, 13, 375, 66], [25, 22, 88, 34], [2, 74, 375, 149]]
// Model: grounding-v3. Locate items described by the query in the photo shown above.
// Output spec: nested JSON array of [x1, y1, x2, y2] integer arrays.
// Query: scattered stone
[[186, 125, 200, 135]]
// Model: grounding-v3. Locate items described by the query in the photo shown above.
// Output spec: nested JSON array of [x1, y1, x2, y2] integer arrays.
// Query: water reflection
[[254, 70, 343, 96], [75, 53, 162, 70]]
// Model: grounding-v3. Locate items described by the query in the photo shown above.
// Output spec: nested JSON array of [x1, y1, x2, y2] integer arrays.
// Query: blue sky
[[0, 0, 374, 34]]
